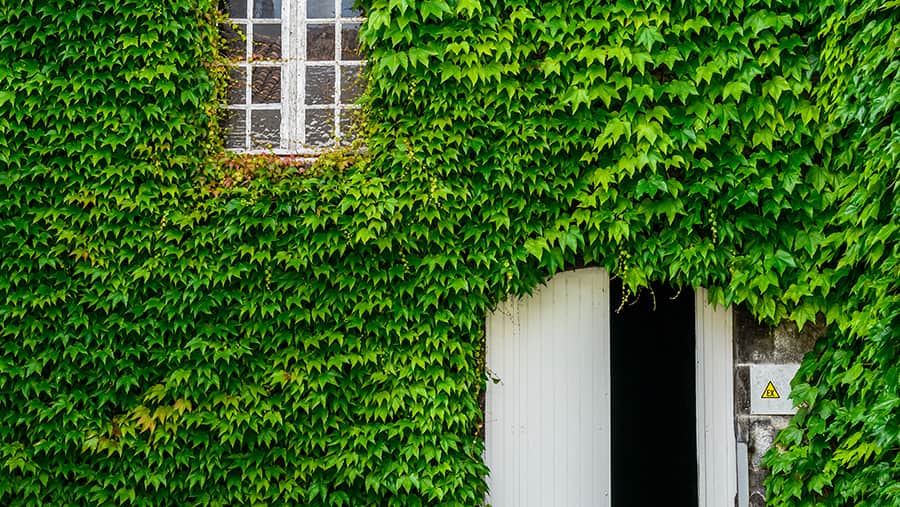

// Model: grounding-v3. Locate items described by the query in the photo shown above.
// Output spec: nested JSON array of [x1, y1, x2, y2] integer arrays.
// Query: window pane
[[253, 0, 281, 18], [225, 110, 247, 149], [341, 0, 362, 17], [306, 67, 335, 105], [307, 25, 335, 61], [227, 68, 246, 104], [339, 108, 362, 143], [251, 110, 281, 149], [306, 109, 335, 147], [340, 65, 364, 103], [308, 0, 335, 18], [223, 0, 247, 18], [253, 24, 281, 59], [220, 23, 246, 59], [341, 23, 361, 60], [252, 66, 281, 104]]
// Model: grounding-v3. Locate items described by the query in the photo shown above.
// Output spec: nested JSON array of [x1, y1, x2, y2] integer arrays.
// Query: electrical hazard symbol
[[761, 381, 780, 399]]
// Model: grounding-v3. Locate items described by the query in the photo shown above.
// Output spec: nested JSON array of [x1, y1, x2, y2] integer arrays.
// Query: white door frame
[[485, 269, 736, 506]]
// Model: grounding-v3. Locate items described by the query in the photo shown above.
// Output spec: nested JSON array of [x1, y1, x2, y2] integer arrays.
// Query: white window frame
[[225, 0, 365, 154]]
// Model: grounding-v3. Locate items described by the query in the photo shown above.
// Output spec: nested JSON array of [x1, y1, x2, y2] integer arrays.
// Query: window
[[220, 0, 365, 153]]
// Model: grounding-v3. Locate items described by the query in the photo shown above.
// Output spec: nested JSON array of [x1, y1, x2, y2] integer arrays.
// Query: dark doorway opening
[[610, 279, 698, 506]]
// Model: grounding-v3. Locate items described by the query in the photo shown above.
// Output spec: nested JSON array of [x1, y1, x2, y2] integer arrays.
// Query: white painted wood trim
[[283, 0, 302, 151], [695, 288, 737, 507]]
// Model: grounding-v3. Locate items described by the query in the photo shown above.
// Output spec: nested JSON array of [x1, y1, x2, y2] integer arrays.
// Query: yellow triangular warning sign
[[761, 381, 780, 399]]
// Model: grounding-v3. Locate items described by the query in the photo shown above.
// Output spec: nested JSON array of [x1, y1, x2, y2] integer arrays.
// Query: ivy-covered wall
[[761, 2, 900, 504], [1, 0, 897, 506]]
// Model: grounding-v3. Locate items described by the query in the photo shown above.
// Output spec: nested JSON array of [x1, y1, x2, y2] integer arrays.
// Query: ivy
[[1, 0, 898, 504], [762, 1, 900, 504]]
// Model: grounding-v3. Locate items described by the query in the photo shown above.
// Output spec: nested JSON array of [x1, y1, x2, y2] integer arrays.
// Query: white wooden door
[[485, 268, 611, 507]]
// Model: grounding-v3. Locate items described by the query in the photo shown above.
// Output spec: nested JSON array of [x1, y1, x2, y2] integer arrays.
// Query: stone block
[[734, 305, 774, 363], [734, 365, 750, 415], [772, 318, 824, 363], [745, 416, 793, 505]]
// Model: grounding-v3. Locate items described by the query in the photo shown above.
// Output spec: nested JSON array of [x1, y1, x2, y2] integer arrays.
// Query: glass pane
[[224, 0, 247, 18], [341, 23, 361, 60], [339, 108, 362, 143], [253, 0, 281, 18], [307, 25, 335, 61], [339, 65, 364, 103], [306, 67, 335, 105], [227, 68, 246, 104], [308, 0, 335, 18], [341, 0, 362, 17], [220, 23, 246, 59], [306, 109, 335, 147], [251, 110, 281, 149], [252, 66, 281, 104], [225, 110, 247, 149], [253, 24, 281, 59]]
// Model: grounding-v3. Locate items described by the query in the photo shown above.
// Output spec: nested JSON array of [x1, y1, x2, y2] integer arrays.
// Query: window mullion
[[283, 0, 303, 151], [244, 0, 253, 150], [334, 0, 342, 141]]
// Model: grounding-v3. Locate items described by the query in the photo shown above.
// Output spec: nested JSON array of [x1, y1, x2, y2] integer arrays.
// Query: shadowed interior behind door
[[610, 279, 698, 506]]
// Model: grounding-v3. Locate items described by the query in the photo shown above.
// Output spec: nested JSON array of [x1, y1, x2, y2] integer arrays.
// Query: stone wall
[[733, 306, 825, 506]]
